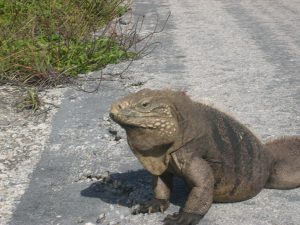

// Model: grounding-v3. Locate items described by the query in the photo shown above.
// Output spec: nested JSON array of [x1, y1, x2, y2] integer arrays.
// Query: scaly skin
[[109, 89, 300, 225]]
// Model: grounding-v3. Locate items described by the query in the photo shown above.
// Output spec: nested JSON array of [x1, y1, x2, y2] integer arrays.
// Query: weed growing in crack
[[16, 88, 41, 112]]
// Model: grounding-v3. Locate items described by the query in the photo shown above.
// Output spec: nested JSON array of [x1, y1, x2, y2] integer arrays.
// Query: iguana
[[109, 89, 300, 225]]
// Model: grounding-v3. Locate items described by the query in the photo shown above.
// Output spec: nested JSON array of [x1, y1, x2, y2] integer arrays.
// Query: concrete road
[[8, 0, 300, 225]]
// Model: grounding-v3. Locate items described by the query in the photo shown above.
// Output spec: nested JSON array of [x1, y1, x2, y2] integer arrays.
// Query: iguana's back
[[195, 105, 271, 202]]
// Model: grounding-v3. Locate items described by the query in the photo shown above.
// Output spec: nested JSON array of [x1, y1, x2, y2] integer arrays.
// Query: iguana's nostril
[[118, 101, 129, 110], [109, 112, 115, 119]]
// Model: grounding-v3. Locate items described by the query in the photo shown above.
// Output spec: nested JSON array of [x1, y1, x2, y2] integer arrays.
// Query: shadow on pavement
[[81, 169, 189, 208]]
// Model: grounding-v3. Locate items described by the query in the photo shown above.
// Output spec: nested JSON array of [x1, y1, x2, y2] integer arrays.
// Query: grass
[[16, 88, 40, 111], [0, 0, 133, 86]]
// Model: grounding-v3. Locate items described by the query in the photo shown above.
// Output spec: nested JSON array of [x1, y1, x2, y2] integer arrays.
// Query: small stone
[[131, 81, 144, 86], [108, 128, 117, 136], [83, 169, 92, 177], [114, 136, 121, 141], [95, 174, 103, 180], [76, 217, 84, 224], [96, 213, 105, 224], [104, 171, 111, 178], [119, 18, 130, 25]]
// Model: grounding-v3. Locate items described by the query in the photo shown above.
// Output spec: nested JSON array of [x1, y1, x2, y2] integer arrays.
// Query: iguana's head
[[109, 89, 182, 150]]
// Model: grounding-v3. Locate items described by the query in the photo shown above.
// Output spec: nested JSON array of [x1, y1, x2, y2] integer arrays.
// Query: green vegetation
[[0, 0, 132, 86], [17, 88, 40, 111]]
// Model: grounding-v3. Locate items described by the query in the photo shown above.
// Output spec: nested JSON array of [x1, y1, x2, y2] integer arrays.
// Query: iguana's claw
[[132, 198, 169, 215], [163, 211, 203, 225]]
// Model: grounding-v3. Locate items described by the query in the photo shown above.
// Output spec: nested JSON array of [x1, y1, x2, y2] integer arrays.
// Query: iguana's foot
[[163, 211, 203, 225], [132, 198, 169, 214]]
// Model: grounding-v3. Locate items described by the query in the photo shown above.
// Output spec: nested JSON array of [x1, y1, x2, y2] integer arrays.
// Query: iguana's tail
[[264, 136, 300, 189]]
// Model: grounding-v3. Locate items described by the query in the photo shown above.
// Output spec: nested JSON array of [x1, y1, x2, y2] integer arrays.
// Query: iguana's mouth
[[109, 110, 140, 128], [110, 103, 146, 127], [109, 103, 123, 122], [109, 112, 149, 129], [109, 111, 126, 124]]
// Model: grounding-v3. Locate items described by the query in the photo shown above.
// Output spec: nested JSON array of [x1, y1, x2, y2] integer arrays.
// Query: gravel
[[0, 86, 65, 224]]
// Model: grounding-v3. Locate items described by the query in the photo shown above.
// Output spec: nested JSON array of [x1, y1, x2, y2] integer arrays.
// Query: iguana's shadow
[[80, 169, 188, 208]]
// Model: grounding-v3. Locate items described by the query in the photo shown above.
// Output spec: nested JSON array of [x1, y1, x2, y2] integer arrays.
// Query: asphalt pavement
[[9, 0, 300, 225]]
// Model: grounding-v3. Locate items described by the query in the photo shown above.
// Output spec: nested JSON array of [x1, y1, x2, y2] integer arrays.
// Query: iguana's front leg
[[132, 172, 173, 214], [164, 158, 214, 225]]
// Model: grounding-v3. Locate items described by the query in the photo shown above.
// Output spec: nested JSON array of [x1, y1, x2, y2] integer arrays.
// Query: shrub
[[0, 0, 132, 86]]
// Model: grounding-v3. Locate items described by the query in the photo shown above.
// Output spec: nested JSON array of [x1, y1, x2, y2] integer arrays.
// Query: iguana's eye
[[139, 98, 152, 109], [142, 101, 150, 107]]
